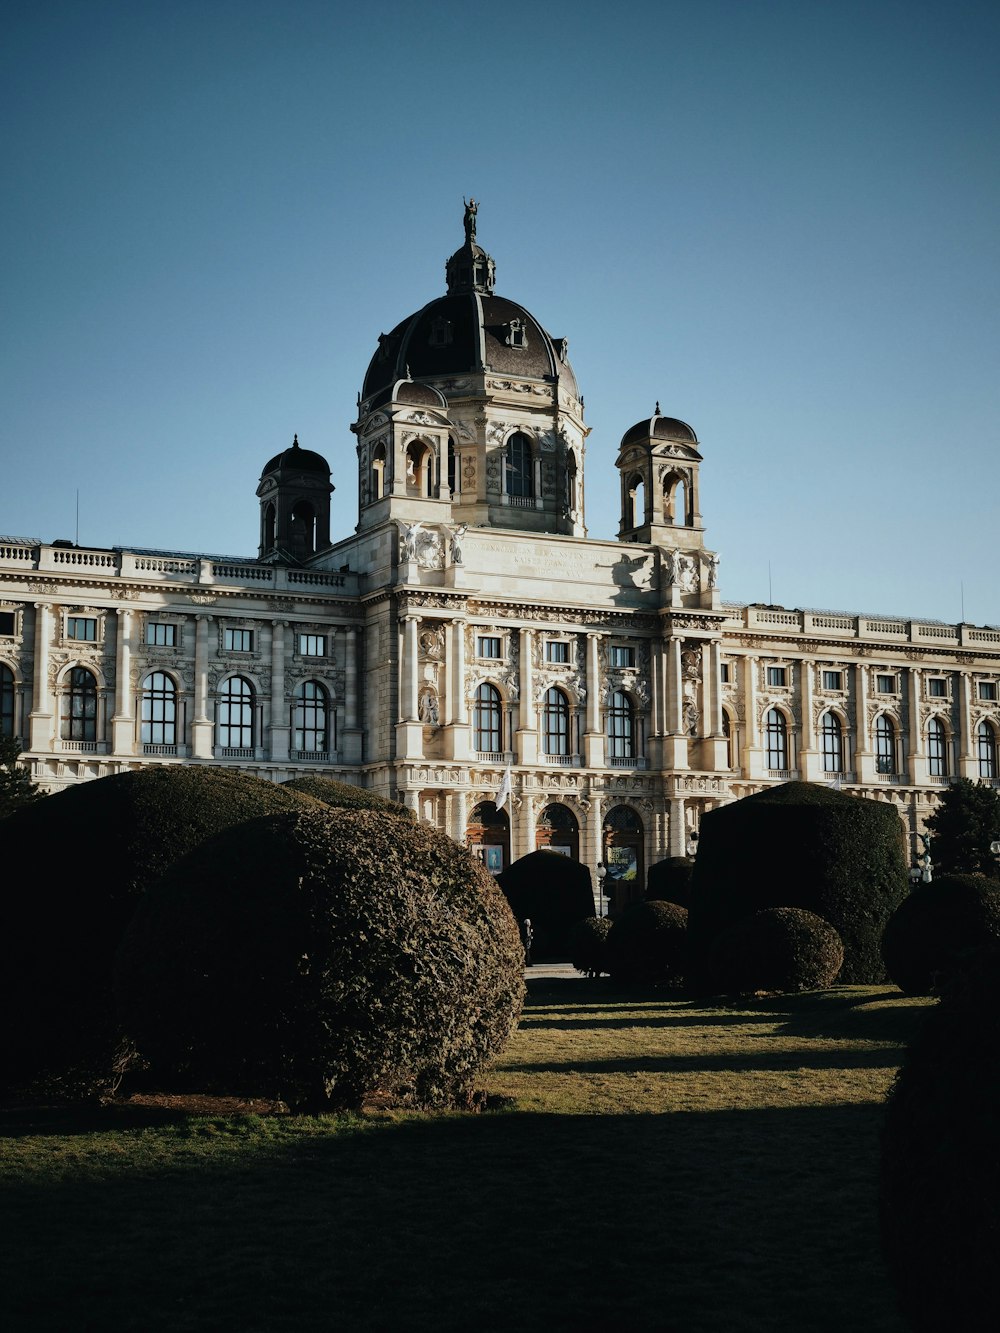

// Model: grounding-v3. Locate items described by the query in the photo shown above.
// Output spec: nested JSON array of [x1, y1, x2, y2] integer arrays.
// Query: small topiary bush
[[497, 850, 595, 957], [688, 782, 908, 985], [568, 916, 613, 977], [645, 857, 694, 907], [881, 873, 1000, 995], [881, 949, 1000, 1331], [0, 766, 317, 1095], [606, 900, 688, 988], [709, 906, 844, 994], [281, 775, 414, 820], [115, 807, 525, 1111]]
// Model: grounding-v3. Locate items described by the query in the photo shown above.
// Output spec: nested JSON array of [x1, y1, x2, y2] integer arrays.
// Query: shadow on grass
[[0, 1102, 904, 1333], [508, 1044, 904, 1075]]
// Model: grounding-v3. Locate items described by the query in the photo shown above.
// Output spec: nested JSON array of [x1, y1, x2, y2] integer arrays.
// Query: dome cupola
[[257, 435, 333, 562]]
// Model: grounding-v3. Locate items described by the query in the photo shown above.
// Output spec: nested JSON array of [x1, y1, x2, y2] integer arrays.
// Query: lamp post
[[910, 832, 933, 886], [596, 862, 607, 917]]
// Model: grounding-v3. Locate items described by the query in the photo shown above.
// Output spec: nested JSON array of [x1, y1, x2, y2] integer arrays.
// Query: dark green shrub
[[568, 916, 613, 977], [0, 766, 316, 1094], [497, 850, 595, 957], [282, 775, 414, 820], [606, 900, 688, 988], [688, 782, 908, 985], [881, 873, 1000, 995], [710, 907, 844, 994], [115, 808, 524, 1111], [646, 857, 694, 907], [925, 777, 1000, 878], [881, 949, 1000, 1331], [0, 736, 43, 819]]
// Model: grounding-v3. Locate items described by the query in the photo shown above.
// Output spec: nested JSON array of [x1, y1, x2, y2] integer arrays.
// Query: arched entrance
[[467, 800, 511, 877], [603, 804, 645, 913], [535, 802, 580, 859]]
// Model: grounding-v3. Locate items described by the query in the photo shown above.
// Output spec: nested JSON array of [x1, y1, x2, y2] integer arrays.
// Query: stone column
[[270, 621, 289, 762], [516, 626, 537, 763], [907, 668, 925, 784], [111, 607, 135, 755], [28, 602, 53, 751], [583, 632, 604, 767], [191, 614, 214, 758], [855, 661, 873, 781], [958, 671, 976, 778], [341, 626, 362, 764], [396, 615, 423, 759], [451, 786, 468, 844], [743, 656, 761, 777], [799, 659, 818, 780], [585, 790, 604, 912], [663, 635, 689, 769], [668, 794, 687, 857], [447, 618, 469, 760]]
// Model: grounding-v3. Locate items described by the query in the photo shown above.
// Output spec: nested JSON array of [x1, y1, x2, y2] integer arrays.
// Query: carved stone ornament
[[190, 594, 218, 606], [419, 626, 445, 661]]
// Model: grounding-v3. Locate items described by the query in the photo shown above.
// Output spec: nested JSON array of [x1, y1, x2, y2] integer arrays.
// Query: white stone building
[[3, 204, 999, 903]]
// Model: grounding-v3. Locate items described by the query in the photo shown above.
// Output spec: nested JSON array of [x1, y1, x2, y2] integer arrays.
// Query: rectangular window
[[719, 662, 731, 683], [477, 635, 502, 660], [822, 670, 843, 691], [979, 681, 998, 701], [545, 641, 570, 664], [876, 674, 896, 694], [611, 645, 635, 669], [299, 634, 326, 657], [67, 616, 97, 642], [767, 666, 787, 687], [927, 677, 947, 698], [0, 611, 15, 636], [224, 627, 253, 653], [146, 622, 176, 647]]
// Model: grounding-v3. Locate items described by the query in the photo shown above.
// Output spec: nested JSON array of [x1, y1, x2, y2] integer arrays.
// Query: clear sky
[[3, 0, 998, 624]]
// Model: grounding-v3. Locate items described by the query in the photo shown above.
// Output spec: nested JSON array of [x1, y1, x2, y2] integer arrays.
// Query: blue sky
[[3, 0, 998, 623]]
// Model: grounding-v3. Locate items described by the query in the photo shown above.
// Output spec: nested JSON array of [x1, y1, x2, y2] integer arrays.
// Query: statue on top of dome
[[463, 197, 478, 244]]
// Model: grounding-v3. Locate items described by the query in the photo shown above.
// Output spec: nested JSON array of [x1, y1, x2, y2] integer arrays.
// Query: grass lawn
[[0, 981, 929, 1332]]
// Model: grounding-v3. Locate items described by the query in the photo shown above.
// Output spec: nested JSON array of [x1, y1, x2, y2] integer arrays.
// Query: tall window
[[447, 437, 457, 496], [875, 715, 897, 774], [1, 664, 14, 737], [67, 616, 97, 642], [543, 688, 570, 756], [978, 721, 997, 779], [820, 712, 844, 773], [146, 622, 176, 646], [607, 690, 635, 759], [927, 717, 949, 777], [62, 667, 97, 741], [765, 708, 788, 770], [505, 433, 534, 499], [141, 672, 177, 746], [219, 676, 255, 748], [294, 680, 329, 753], [473, 683, 502, 754]]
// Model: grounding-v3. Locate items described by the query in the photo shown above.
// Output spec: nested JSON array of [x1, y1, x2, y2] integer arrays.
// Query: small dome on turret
[[261, 435, 331, 478], [620, 406, 698, 449]]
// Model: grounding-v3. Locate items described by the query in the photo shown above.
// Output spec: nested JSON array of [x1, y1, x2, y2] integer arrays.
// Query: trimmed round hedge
[[709, 907, 844, 994], [881, 950, 1000, 1331], [881, 873, 1000, 995], [282, 775, 414, 820], [0, 766, 316, 1093], [606, 900, 688, 988], [646, 857, 694, 907], [568, 915, 613, 977], [497, 849, 595, 957], [115, 807, 525, 1111], [688, 782, 908, 985]]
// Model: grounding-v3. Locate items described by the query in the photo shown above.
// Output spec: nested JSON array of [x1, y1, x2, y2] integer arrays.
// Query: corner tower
[[353, 202, 588, 538], [257, 436, 333, 562]]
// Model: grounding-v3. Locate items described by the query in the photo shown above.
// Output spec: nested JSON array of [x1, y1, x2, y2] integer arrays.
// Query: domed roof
[[364, 379, 450, 413], [620, 407, 698, 448], [261, 435, 331, 478], [361, 203, 579, 404]]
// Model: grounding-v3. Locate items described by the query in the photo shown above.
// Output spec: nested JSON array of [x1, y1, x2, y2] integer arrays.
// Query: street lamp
[[596, 862, 607, 917]]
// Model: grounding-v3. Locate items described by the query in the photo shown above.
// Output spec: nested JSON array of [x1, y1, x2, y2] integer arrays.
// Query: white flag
[[496, 763, 512, 812], [827, 774, 842, 791]]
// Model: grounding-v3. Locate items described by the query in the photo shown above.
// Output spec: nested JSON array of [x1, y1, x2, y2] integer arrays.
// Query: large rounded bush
[[115, 807, 525, 1111], [568, 916, 613, 977], [646, 857, 694, 907], [689, 782, 908, 985], [497, 850, 595, 957], [881, 950, 1000, 1331], [606, 900, 688, 988], [881, 873, 1000, 995], [0, 766, 316, 1092], [282, 775, 413, 820], [710, 907, 844, 994]]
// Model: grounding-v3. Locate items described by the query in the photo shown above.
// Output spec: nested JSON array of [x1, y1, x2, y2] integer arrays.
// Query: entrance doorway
[[535, 802, 580, 860], [467, 800, 511, 876], [602, 804, 645, 913]]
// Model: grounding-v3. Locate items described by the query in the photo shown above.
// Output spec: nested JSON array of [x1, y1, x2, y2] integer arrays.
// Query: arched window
[[607, 690, 635, 760], [875, 715, 897, 774], [447, 437, 457, 496], [543, 687, 570, 756], [473, 683, 502, 754], [722, 709, 736, 769], [62, 667, 97, 741], [765, 707, 788, 770], [371, 443, 386, 501], [505, 433, 534, 500], [566, 451, 578, 514], [627, 473, 644, 529], [219, 676, 255, 749], [821, 712, 844, 773], [294, 680, 329, 753], [1, 664, 14, 737], [405, 441, 432, 497], [290, 501, 316, 555], [978, 720, 997, 779], [263, 503, 276, 552], [927, 717, 949, 777], [663, 475, 687, 526], [141, 671, 176, 746]]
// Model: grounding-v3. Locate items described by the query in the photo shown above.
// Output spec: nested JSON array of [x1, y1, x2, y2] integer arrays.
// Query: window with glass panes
[[767, 666, 787, 687], [224, 627, 253, 652], [0, 664, 14, 737], [927, 678, 947, 698], [0, 612, 16, 636], [877, 674, 896, 694], [821, 712, 844, 772], [822, 670, 842, 691], [294, 681, 329, 752], [765, 708, 788, 769], [978, 721, 997, 778], [67, 617, 97, 642], [218, 676, 254, 747], [927, 717, 949, 776], [876, 715, 896, 773], [504, 433, 534, 498], [141, 672, 176, 745], [299, 634, 325, 657], [543, 688, 570, 756], [611, 645, 635, 669], [979, 681, 998, 701], [477, 636, 501, 659], [607, 690, 634, 759], [545, 640, 570, 664], [146, 623, 176, 647], [62, 667, 97, 740], [473, 683, 502, 753]]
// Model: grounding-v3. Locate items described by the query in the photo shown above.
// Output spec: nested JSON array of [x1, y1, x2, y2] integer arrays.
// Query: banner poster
[[548, 845, 572, 857], [484, 845, 504, 875], [607, 844, 638, 882]]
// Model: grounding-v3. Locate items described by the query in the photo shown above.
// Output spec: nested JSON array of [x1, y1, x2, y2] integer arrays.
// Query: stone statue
[[664, 549, 680, 585], [450, 524, 467, 565], [464, 197, 478, 244], [418, 688, 439, 725], [706, 551, 721, 589], [400, 521, 421, 562]]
